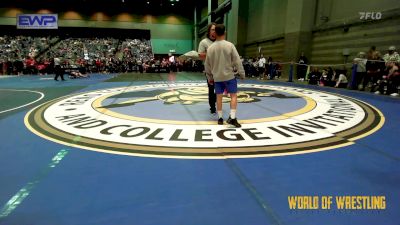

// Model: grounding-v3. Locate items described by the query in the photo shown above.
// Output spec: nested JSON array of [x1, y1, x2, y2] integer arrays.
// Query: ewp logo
[[17, 14, 58, 29]]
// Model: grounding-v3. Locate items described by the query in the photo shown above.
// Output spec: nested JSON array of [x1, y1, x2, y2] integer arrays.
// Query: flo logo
[[359, 12, 382, 20], [25, 83, 384, 159]]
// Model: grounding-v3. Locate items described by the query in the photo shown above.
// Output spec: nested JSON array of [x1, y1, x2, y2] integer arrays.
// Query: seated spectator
[[377, 62, 399, 96], [319, 69, 330, 86], [308, 67, 321, 85], [333, 70, 348, 88], [326, 67, 335, 86], [387, 62, 400, 96], [383, 46, 400, 66]]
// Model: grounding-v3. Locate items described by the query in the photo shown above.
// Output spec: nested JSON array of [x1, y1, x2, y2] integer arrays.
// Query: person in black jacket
[[297, 52, 308, 80], [198, 23, 217, 114], [365, 51, 385, 92]]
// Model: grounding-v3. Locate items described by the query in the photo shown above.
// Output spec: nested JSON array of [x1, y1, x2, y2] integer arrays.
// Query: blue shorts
[[215, 78, 237, 94]]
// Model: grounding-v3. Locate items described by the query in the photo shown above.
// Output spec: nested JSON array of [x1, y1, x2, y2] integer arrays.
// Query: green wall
[[243, 0, 400, 60], [241, 0, 400, 79], [151, 39, 192, 54], [246, 0, 287, 43], [0, 8, 194, 54], [316, 0, 400, 26], [311, 17, 400, 65], [245, 0, 399, 41]]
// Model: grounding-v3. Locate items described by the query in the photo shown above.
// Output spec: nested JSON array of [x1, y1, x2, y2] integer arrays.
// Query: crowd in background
[[351, 46, 399, 96], [0, 34, 205, 76], [238, 45, 399, 96], [0, 35, 156, 75], [241, 54, 282, 80], [0, 35, 57, 75], [294, 45, 399, 96], [0, 34, 398, 96]]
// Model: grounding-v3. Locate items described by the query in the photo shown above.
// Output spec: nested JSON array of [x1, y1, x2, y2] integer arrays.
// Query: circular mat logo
[[25, 83, 384, 159]]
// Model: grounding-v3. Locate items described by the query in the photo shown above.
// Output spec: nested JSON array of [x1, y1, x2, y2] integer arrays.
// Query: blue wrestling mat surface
[[0, 72, 399, 225]]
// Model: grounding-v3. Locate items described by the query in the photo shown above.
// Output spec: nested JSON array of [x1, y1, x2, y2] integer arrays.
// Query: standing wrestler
[[205, 24, 245, 127], [198, 23, 217, 114]]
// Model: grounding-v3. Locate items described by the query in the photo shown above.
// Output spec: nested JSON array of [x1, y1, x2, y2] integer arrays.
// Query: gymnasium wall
[[242, 0, 400, 66], [245, 0, 287, 44], [311, 0, 400, 64], [240, 0, 287, 59], [200, 6, 208, 19], [243, 38, 284, 62], [315, 0, 400, 27], [311, 16, 400, 65], [0, 8, 194, 54]]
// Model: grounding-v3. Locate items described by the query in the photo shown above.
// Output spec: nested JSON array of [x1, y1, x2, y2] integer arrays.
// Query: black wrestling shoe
[[218, 118, 223, 125], [227, 117, 241, 128], [210, 108, 216, 114]]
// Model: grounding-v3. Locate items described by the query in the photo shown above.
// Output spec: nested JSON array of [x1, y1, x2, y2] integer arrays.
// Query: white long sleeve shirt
[[205, 40, 245, 82]]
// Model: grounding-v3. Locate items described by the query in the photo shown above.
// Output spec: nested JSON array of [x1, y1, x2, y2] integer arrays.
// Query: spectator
[[297, 52, 308, 81], [308, 67, 321, 85], [367, 46, 377, 59], [366, 51, 385, 92], [353, 52, 367, 90], [377, 62, 399, 96], [266, 57, 275, 79], [383, 46, 400, 65], [258, 54, 266, 79], [319, 69, 329, 86], [333, 70, 348, 88]]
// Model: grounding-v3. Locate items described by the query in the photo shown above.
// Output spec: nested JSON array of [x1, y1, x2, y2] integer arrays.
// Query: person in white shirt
[[258, 54, 266, 79], [54, 56, 65, 81], [205, 24, 245, 127], [198, 23, 217, 114], [333, 70, 348, 88], [353, 52, 367, 90]]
